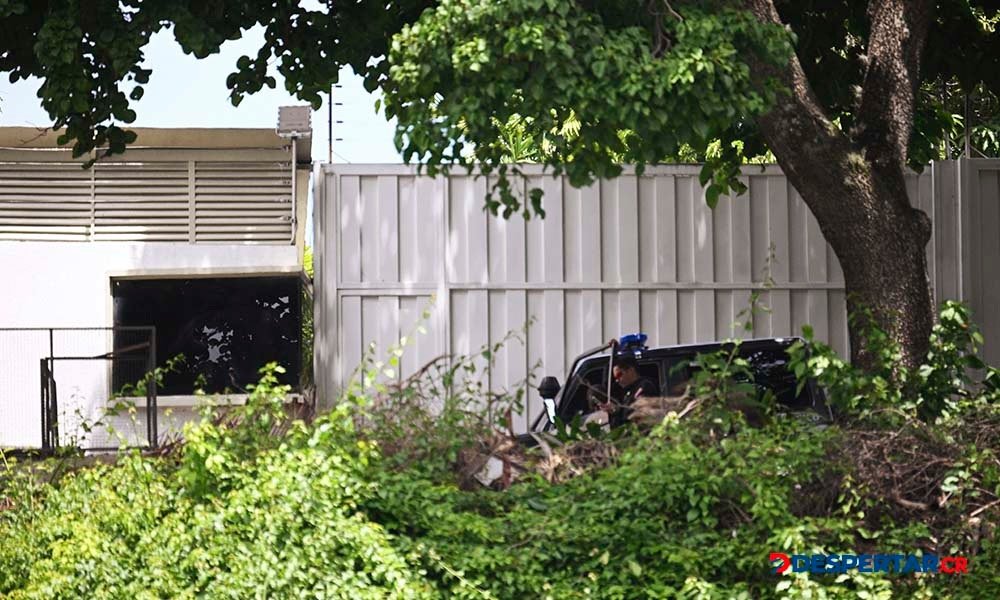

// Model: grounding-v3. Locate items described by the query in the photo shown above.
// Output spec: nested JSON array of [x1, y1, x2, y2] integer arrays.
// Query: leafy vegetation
[[385, 1, 791, 215], [301, 245, 315, 389], [2, 304, 999, 598]]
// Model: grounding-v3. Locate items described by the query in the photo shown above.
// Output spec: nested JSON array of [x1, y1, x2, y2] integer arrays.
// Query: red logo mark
[[770, 552, 791, 574]]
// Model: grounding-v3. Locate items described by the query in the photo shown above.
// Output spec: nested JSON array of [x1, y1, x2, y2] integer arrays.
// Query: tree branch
[[854, 0, 935, 171], [648, 0, 683, 58], [741, 0, 859, 217]]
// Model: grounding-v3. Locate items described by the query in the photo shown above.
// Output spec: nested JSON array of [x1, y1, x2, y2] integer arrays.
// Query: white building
[[0, 110, 311, 450]]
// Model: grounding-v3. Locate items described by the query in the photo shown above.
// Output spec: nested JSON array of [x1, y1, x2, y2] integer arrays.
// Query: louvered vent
[[194, 162, 293, 242], [0, 159, 294, 243], [93, 162, 190, 241], [0, 163, 93, 240]]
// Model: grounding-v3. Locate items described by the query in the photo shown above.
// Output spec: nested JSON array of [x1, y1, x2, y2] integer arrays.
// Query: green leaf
[[706, 185, 721, 209], [527, 498, 548, 512], [699, 164, 713, 186]]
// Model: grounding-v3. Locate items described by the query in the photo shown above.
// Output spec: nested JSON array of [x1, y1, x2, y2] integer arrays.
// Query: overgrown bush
[[1, 364, 432, 599], [1, 302, 999, 599], [787, 301, 1000, 422], [351, 326, 531, 480]]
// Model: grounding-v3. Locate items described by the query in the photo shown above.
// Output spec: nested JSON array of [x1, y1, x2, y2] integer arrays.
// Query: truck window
[[745, 348, 808, 408], [666, 347, 808, 407], [636, 362, 661, 386], [665, 359, 694, 396], [559, 365, 608, 420]]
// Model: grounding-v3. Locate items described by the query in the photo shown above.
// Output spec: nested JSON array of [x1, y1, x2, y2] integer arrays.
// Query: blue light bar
[[618, 333, 648, 350]]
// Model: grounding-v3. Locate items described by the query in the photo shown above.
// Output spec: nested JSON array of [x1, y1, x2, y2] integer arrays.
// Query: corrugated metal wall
[[315, 161, 993, 432]]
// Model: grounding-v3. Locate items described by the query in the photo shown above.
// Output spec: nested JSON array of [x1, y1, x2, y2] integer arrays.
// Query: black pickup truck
[[527, 334, 830, 435]]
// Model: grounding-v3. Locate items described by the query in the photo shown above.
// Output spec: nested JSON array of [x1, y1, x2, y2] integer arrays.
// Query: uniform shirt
[[610, 376, 660, 428]]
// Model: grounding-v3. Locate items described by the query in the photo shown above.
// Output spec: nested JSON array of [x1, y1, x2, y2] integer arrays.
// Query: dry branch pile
[[837, 411, 1000, 552], [627, 395, 700, 428], [455, 432, 620, 490]]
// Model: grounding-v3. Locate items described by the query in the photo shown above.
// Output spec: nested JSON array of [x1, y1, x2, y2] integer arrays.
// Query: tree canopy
[[0, 0, 429, 157], [384, 1, 791, 213], [3, 0, 1000, 367], [2, 1, 997, 208]]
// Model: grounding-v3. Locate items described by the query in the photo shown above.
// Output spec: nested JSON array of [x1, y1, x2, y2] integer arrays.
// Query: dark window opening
[[744, 348, 808, 408], [636, 362, 661, 386], [113, 276, 302, 395]]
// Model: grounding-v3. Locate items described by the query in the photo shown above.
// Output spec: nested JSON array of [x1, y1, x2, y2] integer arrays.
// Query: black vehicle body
[[527, 337, 829, 436]]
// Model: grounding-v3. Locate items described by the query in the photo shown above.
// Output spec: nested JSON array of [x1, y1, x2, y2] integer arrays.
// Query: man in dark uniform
[[600, 355, 660, 428]]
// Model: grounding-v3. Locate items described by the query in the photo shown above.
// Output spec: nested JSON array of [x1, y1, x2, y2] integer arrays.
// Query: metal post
[[606, 343, 615, 406], [964, 93, 972, 158], [941, 79, 949, 159], [39, 358, 48, 450], [290, 136, 298, 245], [49, 363, 58, 449], [150, 327, 157, 449], [48, 328, 54, 399], [145, 356, 153, 448], [328, 87, 333, 164], [47, 328, 54, 449]]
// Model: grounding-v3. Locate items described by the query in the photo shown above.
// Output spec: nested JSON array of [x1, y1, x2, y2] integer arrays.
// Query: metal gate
[[1, 327, 156, 451]]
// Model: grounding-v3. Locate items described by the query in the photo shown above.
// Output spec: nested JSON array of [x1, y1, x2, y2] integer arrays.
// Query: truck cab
[[529, 334, 830, 434]]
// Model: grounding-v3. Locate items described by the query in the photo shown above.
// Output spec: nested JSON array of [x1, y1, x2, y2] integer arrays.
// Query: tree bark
[[778, 151, 934, 371], [744, 0, 936, 370]]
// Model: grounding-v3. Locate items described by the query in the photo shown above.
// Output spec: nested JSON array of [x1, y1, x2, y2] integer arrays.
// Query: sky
[[0, 25, 403, 165]]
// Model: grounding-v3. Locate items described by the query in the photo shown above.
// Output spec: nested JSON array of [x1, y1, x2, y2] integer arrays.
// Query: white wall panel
[[933, 161, 961, 301], [339, 176, 362, 283], [564, 182, 601, 284], [676, 176, 698, 283], [315, 162, 997, 430], [966, 161, 1000, 365]]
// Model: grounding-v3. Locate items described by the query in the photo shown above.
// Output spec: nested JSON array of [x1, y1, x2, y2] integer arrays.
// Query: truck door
[[556, 363, 608, 422]]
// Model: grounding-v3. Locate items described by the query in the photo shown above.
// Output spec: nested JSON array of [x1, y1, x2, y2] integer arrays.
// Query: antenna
[[329, 84, 343, 163]]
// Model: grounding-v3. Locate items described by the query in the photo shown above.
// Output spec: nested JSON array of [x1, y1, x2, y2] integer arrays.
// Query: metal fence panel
[[962, 159, 1000, 366], [0, 330, 51, 447], [315, 161, 999, 432], [46, 355, 156, 450]]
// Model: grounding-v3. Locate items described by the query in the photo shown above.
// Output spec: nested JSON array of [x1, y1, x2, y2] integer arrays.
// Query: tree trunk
[[756, 95, 936, 370], [744, 0, 937, 371], [840, 206, 934, 372], [780, 159, 935, 371]]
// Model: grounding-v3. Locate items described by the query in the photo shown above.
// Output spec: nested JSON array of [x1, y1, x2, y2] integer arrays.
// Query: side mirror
[[538, 376, 561, 424], [538, 376, 561, 400]]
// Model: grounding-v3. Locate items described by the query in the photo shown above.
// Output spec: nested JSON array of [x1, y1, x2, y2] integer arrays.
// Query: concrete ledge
[[123, 393, 305, 408]]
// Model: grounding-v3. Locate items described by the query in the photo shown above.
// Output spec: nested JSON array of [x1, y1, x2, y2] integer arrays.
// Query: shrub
[[1, 304, 998, 599], [0, 365, 433, 599], [787, 301, 999, 422]]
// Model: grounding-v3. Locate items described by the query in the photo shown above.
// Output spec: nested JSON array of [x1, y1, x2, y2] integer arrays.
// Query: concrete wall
[[0, 241, 299, 448], [0, 242, 298, 326]]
